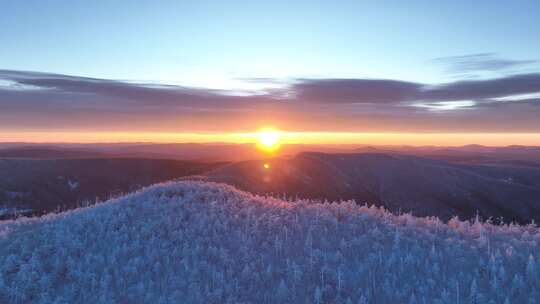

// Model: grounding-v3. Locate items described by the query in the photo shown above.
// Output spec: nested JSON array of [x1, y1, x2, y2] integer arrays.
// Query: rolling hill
[[0, 181, 539, 303]]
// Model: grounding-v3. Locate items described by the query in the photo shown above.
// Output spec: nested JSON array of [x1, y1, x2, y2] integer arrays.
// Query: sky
[[1, 0, 540, 145]]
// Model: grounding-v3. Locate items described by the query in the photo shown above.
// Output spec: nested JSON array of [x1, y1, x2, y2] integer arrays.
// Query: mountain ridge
[[204, 152, 540, 223]]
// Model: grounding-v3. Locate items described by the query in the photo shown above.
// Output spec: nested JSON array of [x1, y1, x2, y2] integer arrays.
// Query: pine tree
[[526, 255, 536, 284], [357, 295, 368, 304], [276, 279, 289, 302], [305, 230, 314, 269], [468, 279, 478, 304], [439, 289, 451, 304], [314, 286, 323, 304]]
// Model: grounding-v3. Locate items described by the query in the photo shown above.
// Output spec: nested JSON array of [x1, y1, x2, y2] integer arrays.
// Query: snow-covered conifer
[[0, 181, 538, 303], [314, 286, 323, 304]]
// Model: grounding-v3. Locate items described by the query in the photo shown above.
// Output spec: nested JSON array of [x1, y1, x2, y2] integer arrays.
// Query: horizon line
[[1, 131, 540, 146]]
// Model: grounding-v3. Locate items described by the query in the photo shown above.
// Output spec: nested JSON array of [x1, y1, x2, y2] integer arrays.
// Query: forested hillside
[[205, 152, 540, 223], [0, 158, 221, 219], [1, 181, 539, 303]]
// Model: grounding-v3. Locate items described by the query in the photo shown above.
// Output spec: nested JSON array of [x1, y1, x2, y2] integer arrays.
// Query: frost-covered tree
[[314, 286, 323, 304], [526, 255, 537, 284], [0, 181, 539, 303]]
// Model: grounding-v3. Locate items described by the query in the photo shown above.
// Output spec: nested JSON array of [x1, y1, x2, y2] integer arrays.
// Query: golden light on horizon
[[1, 131, 540, 146], [256, 129, 281, 152]]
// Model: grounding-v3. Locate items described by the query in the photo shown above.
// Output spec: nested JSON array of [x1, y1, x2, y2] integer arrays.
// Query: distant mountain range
[[2, 143, 540, 223], [0, 143, 353, 162], [2, 142, 540, 163], [203, 152, 540, 223]]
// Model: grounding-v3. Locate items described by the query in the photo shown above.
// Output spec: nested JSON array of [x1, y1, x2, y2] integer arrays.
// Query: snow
[[0, 181, 539, 303], [67, 179, 79, 190], [0, 206, 32, 218]]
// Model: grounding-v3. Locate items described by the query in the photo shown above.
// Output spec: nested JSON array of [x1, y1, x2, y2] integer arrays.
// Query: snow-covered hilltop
[[1, 181, 539, 303]]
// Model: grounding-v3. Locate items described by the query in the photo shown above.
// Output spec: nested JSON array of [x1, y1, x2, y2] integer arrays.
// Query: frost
[[0, 181, 539, 303], [67, 180, 79, 190]]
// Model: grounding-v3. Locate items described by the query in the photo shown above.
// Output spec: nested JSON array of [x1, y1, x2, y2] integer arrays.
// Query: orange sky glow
[[1, 131, 540, 146]]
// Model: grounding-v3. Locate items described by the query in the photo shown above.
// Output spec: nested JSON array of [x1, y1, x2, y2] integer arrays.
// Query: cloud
[[292, 74, 540, 105], [422, 73, 540, 101], [1, 69, 540, 132], [412, 101, 476, 111], [0, 70, 301, 132], [292, 79, 421, 104], [3, 70, 539, 107], [433, 53, 537, 74], [0, 69, 279, 110]]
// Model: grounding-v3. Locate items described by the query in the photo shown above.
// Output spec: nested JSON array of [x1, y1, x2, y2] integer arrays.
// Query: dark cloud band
[[1, 69, 539, 132]]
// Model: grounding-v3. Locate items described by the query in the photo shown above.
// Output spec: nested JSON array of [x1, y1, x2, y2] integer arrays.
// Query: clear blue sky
[[1, 0, 539, 87]]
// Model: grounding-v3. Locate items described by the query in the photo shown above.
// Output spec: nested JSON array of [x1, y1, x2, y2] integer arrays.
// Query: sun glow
[[2, 131, 540, 146], [256, 129, 281, 152]]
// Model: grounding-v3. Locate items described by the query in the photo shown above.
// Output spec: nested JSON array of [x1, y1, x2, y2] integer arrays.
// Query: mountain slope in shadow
[[204, 152, 540, 223], [0, 158, 221, 219]]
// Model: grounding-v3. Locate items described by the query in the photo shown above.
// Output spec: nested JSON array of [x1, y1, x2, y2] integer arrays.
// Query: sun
[[257, 129, 281, 152]]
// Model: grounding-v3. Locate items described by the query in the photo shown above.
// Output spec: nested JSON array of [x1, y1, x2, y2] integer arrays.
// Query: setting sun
[[256, 129, 281, 152]]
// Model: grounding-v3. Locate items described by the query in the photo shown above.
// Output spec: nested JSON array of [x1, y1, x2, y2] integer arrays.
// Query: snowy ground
[[0, 206, 32, 219], [1, 181, 539, 303]]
